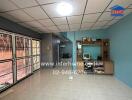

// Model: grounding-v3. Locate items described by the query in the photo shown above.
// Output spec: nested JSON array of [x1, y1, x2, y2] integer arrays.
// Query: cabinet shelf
[[76, 39, 113, 75]]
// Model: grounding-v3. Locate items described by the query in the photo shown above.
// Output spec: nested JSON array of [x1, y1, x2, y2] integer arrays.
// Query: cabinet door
[[104, 61, 114, 74], [77, 61, 84, 73]]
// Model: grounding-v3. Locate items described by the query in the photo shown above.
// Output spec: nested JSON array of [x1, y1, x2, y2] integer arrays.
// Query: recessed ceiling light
[[57, 2, 73, 16]]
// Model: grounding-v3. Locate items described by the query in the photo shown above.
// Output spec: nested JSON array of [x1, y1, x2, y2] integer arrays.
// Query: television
[[83, 53, 90, 60]]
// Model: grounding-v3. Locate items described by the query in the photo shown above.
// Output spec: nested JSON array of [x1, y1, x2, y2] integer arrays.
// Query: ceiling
[[0, 0, 132, 33]]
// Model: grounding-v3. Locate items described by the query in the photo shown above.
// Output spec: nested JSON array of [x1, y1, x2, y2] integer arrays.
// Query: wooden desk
[[77, 60, 114, 75]]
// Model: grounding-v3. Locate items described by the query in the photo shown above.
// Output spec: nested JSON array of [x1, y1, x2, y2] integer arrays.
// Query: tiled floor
[[0, 67, 132, 100]]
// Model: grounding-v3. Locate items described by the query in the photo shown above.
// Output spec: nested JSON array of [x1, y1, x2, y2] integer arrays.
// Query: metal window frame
[[31, 39, 41, 71], [0, 28, 41, 93]]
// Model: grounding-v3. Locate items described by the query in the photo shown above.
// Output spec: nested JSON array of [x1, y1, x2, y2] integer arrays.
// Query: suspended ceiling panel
[[58, 24, 69, 32], [81, 22, 94, 28], [98, 12, 114, 21], [0, 0, 18, 12], [67, 15, 83, 24], [94, 21, 109, 27], [0, 13, 20, 22], [37, 0, 60, 5], [24, 21, 44, 28], [11, 0, 38, 8], [80, 27, 91, 31], [0, 0, 131, 33], [38, 19, 55, 27], [91, 26, 102, 30], [83, 13, 101, 23], [42, 3, 60, 18], [47, 25, 58, 31], [70, 0, 87, 16], [6, 10, 34, 22], [23, 6, 48, 19], [107, 19, 119, 26], [19, 22, 37, 29], [52, 17, 67, 25], [85, 0, 111, 14], [69, 24, 80, 30]]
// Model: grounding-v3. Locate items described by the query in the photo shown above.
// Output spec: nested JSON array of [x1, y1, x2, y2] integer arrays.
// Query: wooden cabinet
[[104, 61, 114, 74], [102, 39, 110, 60], [76, 39, 114, 75], [77, 61, 84, 74]]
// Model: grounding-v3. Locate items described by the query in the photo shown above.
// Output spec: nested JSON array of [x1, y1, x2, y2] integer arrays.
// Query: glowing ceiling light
[[57, 2, 73, 16]]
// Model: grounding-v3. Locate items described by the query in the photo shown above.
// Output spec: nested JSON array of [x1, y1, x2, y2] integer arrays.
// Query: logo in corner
[[111, 5, 125, 16]]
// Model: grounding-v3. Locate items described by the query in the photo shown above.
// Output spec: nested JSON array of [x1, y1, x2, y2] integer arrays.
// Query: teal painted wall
[[106, 13, 132, 87], [66, 30, 106, 70], [83, 45, 101, 60], [62, 13, 132, 88]]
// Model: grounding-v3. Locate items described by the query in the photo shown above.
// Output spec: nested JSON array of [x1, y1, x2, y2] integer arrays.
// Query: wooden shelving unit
[[76, 38, 113, 75]]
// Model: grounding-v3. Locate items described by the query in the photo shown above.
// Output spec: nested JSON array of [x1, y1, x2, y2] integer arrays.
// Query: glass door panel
[[32, 40, 40, 71], [17, 68, 26, 80], [16, 36, 25, 57], [0, 61, 13, 85], [0, 33, 12, 60], [16, 37, 32, 81], [0, 29, 39, 92], [0, 33, 13, 91]]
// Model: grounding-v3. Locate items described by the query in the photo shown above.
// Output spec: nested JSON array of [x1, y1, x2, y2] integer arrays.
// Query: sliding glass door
[[0, 33, 13, 90], [0, 29, 40, 91], [16, 36, 32, 81], [32, 40, 40, 71]]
